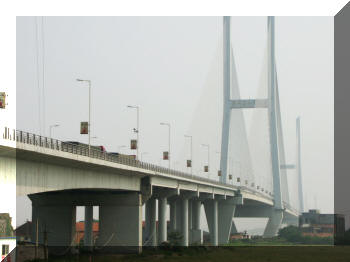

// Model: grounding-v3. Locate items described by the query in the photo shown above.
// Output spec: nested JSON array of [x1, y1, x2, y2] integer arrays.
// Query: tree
[[278, 226, 303, 243]]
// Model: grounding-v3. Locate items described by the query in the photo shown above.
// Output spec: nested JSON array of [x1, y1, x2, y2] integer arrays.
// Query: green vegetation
[[167, 231, 183, 246], [278, 226, 333, 245], [26, 246, 350, 262], [227, 226, 334, 246], [228, 237, 296, 246], [22, 227, 350, 262]]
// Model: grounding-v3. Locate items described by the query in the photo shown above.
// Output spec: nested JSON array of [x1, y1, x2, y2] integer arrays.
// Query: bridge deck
[[0, 127, 299, 216]]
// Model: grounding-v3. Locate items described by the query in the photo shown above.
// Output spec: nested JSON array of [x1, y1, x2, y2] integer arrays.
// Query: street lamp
[[141, 152, 148, 162], [127, 105, 139, 160], [49, 124, 59, 138], [184, 135, 193, 176], [201, 144, 210, 178], [160, 122, 171, 169], [77, 79, 91, 156]]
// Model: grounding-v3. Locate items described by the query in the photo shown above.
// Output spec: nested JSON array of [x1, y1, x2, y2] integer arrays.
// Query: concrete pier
[[263, 209, 283, 237], [191, 199, 203, 244], [169, 200, 177, 232], [218, 199, 236, 244], [181, 198, 189, 246], [97, 192, 142, 253], [84, 205, 94, 249], [158, 197, 167, 244], [29, 194, 76, 254], [145, 198, 157, 246], [204, 199, 218, 246]]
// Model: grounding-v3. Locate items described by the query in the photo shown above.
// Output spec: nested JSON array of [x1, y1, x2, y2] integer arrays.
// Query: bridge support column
[[282, 212, 299, 227], [188, 200, 192, 243], [84, 205, 93, 249], [175, 199, 182, 232], [169, 200, 177, 232], [191, 199, 203, 244], [145, 198, 157, 246], [204, 199, 218, 246], [144, 200, 150, 242], [181, 198, 189, 246], [97, 193, 142, 253], [30, 195, 76, 254], [231, 220, 238, 234], [218, 199, 236, 244], [158, 197, 167, 244], [263, 209, 283, 237]]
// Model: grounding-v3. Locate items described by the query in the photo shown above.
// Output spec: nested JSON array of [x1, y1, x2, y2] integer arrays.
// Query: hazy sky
[[15, 16, 334, 227]]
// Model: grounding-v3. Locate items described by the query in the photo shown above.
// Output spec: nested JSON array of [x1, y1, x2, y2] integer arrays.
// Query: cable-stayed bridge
[[0, 16, 303, 254]]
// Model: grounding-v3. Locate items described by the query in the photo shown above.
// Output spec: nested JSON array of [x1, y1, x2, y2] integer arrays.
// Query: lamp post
[[184, 135, 193, 176], [127, 105, 139, 160], [201, 144, 210, 178], [77, 79, 91, 156], [160, 122, 171, 169], [49, 124, 59, 138]]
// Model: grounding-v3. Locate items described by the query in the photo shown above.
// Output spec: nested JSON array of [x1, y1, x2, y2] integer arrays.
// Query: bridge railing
[[14, 129, 280, 202]]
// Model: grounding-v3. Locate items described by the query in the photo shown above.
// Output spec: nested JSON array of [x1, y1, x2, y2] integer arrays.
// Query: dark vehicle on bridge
[[61, 141, 106, 157], [108, 152, 139, 164], [109, 152, 136, 159]]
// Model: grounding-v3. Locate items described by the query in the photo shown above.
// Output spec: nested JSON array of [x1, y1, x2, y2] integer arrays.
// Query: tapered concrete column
[[218, 200, 236, 244], [231, 220, 238, 234], [282, 214, 299, 227], [282, 211, 299, 227], [204, 199, 218, 246], [84, 206, 93, 248], [169, 200, 177, 232], [145, 198, 157, 246], [158, 197, 167, 244], [181, 198, 189, 246], [263, 209, 283, 237]]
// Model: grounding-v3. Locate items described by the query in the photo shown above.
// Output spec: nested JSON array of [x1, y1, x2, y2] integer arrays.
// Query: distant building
[[75, 221, 99, 245], [1, 236, 16, 261], [299, 209, 344, 238], [230, 231, 250, 240], [16, 220, 101, 245], [0, 214, 15, 261], [15, 221, 32, 242]]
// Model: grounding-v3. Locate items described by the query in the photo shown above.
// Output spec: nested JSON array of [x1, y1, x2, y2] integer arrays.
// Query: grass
[[226, 238, 308, 246], [27, 246, 350, 262]]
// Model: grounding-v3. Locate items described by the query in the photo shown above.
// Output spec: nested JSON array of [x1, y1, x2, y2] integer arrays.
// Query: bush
[[278, 226, 303, 243], [168, 231, 183, 247], [279, 225, 334, 245]]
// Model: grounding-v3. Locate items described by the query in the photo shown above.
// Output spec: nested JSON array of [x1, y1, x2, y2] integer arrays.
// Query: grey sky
[[16, 16, 334, 227]]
